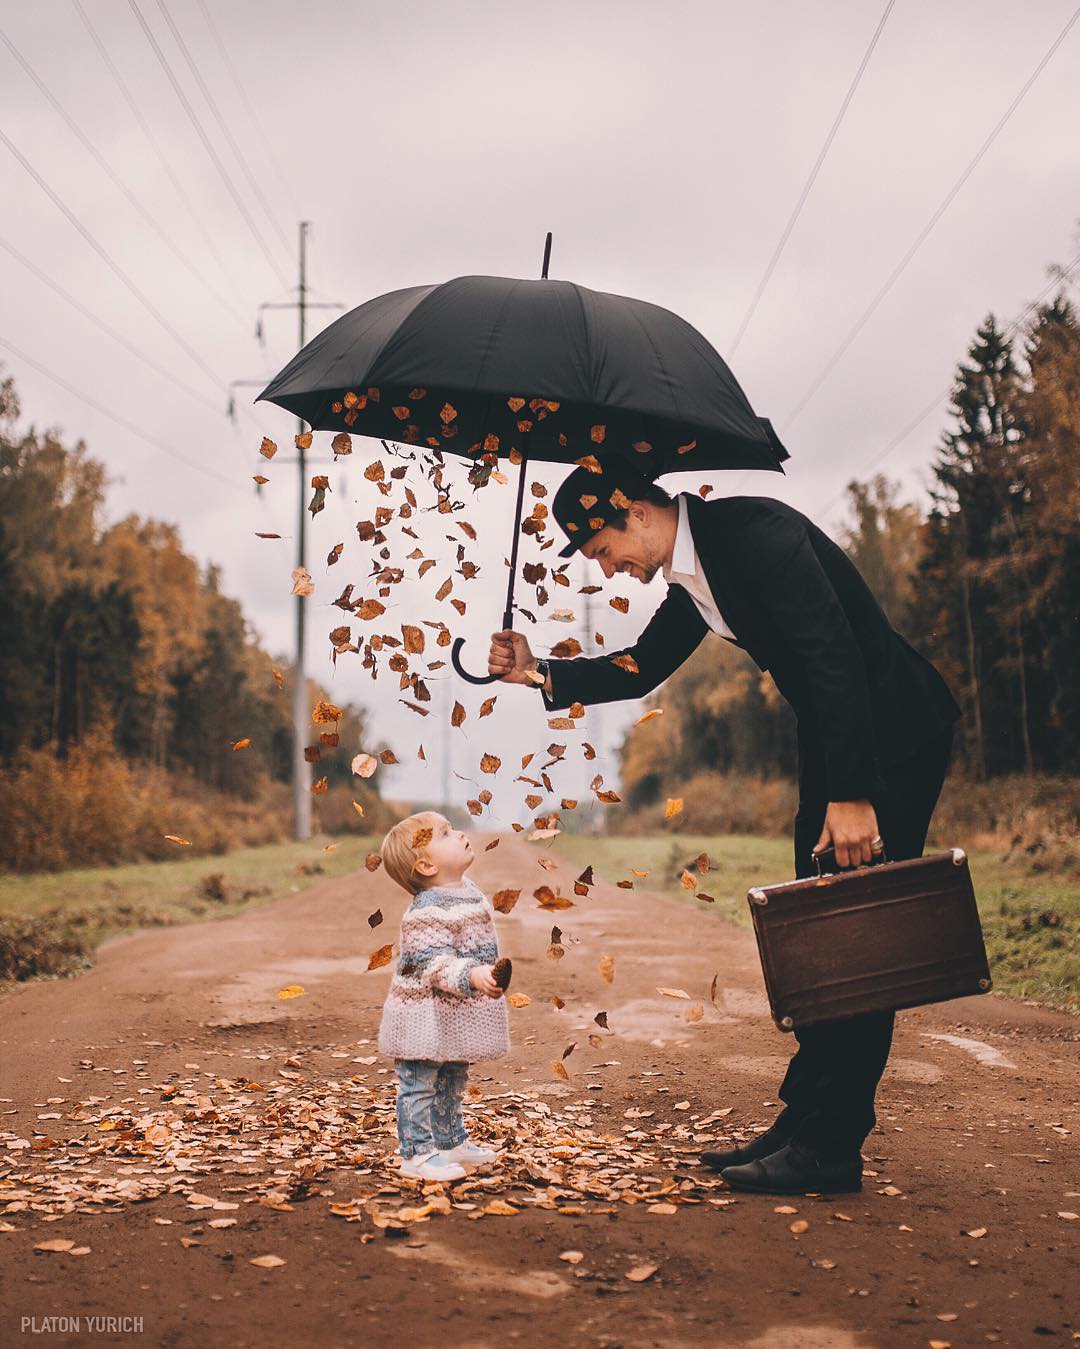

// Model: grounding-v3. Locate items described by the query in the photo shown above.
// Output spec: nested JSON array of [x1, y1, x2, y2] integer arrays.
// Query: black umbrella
[[257, 238, 788, 684]]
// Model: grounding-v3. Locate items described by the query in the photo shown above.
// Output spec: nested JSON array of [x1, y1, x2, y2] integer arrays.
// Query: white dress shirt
[[662, 493, 737, 642]]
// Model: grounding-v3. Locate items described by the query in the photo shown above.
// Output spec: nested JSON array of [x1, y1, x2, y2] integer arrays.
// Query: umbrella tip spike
[[541, 231, 552, 280]]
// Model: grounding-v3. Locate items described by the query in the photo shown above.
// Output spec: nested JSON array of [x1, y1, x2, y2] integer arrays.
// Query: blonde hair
[[380, 810, 445, 895]]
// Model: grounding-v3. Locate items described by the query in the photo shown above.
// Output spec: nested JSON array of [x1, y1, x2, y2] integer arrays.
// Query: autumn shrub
[[614, 770, 797, 837], [930, 773, 1080, 870], [0, 737, 293, 873]]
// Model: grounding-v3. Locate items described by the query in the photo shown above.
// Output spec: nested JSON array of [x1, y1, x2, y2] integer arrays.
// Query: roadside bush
[[0, 738, 292, 873]]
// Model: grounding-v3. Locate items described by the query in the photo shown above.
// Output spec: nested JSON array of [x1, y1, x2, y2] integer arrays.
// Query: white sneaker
[[399, 1151, 467, 1182], [442, 1139, 500, 1166]]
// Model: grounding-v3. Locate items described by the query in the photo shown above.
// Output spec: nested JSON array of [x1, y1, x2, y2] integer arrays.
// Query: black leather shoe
[[720, 1142, 863, 1194], [700, 1122, 795, 1173]]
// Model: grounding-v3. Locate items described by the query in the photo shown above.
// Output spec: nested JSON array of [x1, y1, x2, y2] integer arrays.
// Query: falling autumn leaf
[[551, 1060, 571, 1082], [163, 834, 191, 846], [277, 986, 305, 1000], [492, 889, 521, 914], [351, 753, 378, 778], [291, 567, 314, 597], [657, 987, 691, 1000], [249, 1254, 286, 1268], [665, 797, 684, 820], [367, 945, 394, 971], [230, 737, 251, 751], [259, 437, 277, 459], [599, 955, 615, 984], [506, 992, 531, 1008], [367, 910, 383, 929]]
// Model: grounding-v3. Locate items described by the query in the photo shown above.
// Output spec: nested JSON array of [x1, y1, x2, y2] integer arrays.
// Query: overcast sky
[[2, 0, 1077, 824]]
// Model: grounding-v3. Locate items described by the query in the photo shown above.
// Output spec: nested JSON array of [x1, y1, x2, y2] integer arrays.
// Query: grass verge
[[550, 832, 1078, 1014], [0, 835, 378, 985]]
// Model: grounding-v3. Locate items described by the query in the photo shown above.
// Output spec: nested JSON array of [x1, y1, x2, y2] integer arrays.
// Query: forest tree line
[[619, 290, 1080, 810], [0, 374, 389, 870]]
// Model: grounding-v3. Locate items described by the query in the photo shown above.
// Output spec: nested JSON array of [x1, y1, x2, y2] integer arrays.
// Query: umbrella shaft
[[502, 441, 531, 630]]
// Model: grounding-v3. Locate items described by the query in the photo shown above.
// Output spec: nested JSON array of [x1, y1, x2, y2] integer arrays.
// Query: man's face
[[580, 504, 663, 584]]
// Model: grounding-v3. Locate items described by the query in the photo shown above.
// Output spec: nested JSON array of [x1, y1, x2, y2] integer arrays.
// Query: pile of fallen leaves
[[0, 1040, 744, 1238]]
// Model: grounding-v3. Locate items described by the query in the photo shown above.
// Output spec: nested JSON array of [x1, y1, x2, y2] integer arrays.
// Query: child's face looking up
[[413, 816, 474, 885]]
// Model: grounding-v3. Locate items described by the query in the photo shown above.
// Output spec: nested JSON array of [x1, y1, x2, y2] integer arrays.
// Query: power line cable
[[0, 334, 243, 492], [782, 5, 1080, 429], [0, 122, 240, 395], [192, 0, 301, 222], [813, 245, 1080, 520], [728, 0, 896, 359], [70, 0, 238, 302], [154, 0, 292, 258], [126, 0, 290, 291], [0, 23, 248, 331], [0, 232, 222, 414]]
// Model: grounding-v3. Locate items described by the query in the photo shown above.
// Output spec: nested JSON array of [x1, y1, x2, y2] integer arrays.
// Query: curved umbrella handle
[[451, 636, 503, 686]]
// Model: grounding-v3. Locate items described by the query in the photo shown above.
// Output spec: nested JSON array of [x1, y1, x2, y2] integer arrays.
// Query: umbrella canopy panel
[[257, 275, 788, 476]]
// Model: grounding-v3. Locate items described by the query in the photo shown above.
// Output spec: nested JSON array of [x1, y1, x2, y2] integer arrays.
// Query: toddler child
[[377, 810, 510, 1181]]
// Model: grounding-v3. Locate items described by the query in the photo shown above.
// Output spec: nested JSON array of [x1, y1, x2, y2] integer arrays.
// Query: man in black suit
[[488, 455, 960, 1195]]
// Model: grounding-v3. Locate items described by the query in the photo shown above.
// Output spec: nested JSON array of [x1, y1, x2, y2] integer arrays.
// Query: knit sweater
[[377, 875, 511, 1063]]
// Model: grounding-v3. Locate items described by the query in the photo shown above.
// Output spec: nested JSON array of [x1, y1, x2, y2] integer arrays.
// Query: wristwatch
[[533, 658, 551, 690]]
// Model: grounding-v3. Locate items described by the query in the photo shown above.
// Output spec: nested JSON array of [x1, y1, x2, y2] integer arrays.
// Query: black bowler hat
[[552, 456, 662, 558]]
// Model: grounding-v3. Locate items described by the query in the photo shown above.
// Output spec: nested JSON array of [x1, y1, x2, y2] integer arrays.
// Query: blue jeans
[[395, 1059, 470, 1158]]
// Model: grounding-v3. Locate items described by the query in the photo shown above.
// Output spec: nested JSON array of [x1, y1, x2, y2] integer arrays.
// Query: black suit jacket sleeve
[[746, 517, 882, 802], [542, 583, 710, 711]]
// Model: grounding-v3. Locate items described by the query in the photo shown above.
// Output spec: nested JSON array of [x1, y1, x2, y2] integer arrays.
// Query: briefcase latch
[[749, 887, 768, 906], [952, 847, 967, 865]]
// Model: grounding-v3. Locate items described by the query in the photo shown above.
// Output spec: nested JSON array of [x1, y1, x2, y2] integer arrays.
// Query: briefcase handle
[[812, 844, 889, 877]]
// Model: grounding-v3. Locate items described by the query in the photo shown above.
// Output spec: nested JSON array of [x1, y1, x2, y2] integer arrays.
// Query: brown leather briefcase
[[748, 848, 992, 1031]]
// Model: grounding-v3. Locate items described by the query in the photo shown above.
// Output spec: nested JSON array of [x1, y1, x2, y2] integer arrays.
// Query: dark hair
[[605, 481, 674, 531]]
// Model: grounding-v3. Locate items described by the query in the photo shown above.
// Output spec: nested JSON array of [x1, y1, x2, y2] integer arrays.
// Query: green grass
[[0, 834, 378, 985], [551, 832, 1079, 1014]]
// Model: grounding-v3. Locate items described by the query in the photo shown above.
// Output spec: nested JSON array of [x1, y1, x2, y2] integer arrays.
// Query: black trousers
[[775, 729, 954, 1155]]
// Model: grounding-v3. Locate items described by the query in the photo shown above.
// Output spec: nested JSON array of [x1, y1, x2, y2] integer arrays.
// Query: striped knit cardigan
[[377, 875, 511, 1063]]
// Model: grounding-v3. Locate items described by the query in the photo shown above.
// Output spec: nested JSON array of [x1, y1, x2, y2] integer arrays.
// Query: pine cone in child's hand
[[492, 957, 513, 991]]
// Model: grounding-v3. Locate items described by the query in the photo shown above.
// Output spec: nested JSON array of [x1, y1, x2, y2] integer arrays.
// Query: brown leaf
[[491, 888, 521, 914], [164, 834, 191, 846], [249, 1254, 286, 1268], [599, 955, 615, 984], [365, 853, 383, 871], [312, 700, 343, 724], [506, 992, 531, 1008], [480, 753, 501, 774], [656, 987, 691, 1000], [402, 624, 425, 654], [358, 599, 385, 620], [367, 909, 383, 929], [665, 797, 684, 820], [259, 437, 277, 459], [551, 1060, 571, 1082], [367, 944, 394, 971], [625, 1264, 658, 1283], [452, 701, 467, 728]]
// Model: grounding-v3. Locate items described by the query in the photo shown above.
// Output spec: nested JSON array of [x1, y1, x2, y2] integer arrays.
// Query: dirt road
[[2, 834, 1076, 1348]]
